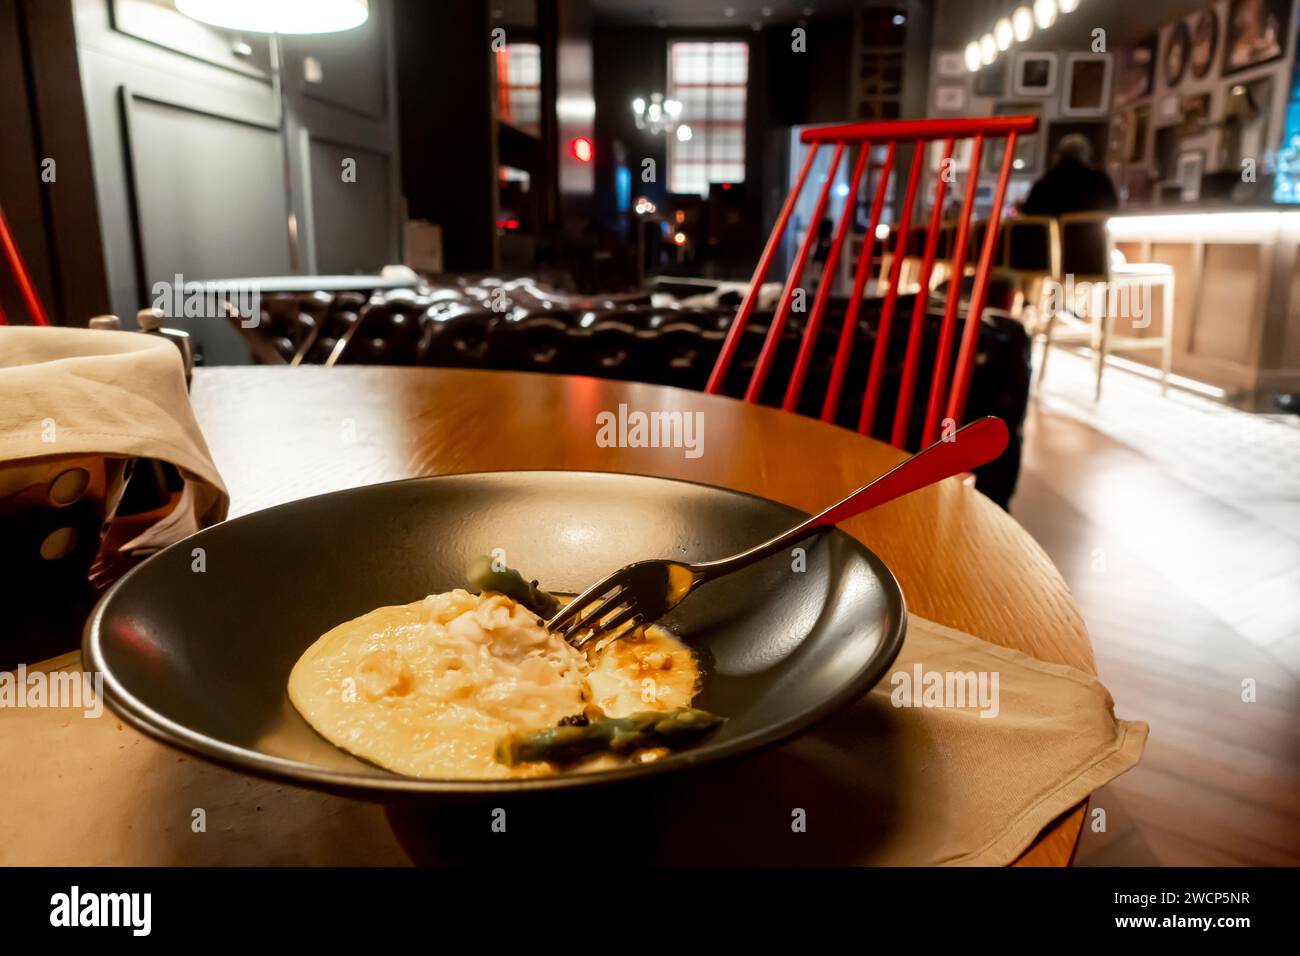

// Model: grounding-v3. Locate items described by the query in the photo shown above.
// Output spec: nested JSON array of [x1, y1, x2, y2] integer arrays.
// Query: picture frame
[[1189, 7, 1218, 79], [985, 102, 1042, 175], [973, 59, 1007, 98], [1108, 110, 1131, 165], [1012, 52, 1057, 97], [936, 50, 967, 78], [1223, 0, 1289, 76], [1222, 75, 1275, 168], [1115, 35, 1156, 106], [1182, 91, 1212, 133], [928, 137, 974, 172], [1176, 150, 1205, 201], [933, 84, 967, 112], [1129, 104, 1151, 165], [1164, 19, 1190, 87], [1062, 53, 1112, 116]]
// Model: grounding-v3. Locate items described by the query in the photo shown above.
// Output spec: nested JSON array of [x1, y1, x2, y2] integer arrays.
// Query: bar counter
[[1105, 209, 1300, 401]]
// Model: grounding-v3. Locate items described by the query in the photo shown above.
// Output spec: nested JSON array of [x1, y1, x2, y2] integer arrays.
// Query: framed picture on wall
[[1154, 124, 1183, 180], [1108, 110, 1131, 165], [974, 59, 1007, 98], [1223, 0, 1288, 76], [1115, 36, 1156, 106], [1189, 7, 1218, 79], [1062, 53, 1112, 116], [985, 102, 1042, 175], [1182, 91, 1212, 133], [1130, 104, 1151, 164], [1012, 52, 1057, 96], [1177, 150, 1206, 200], [928, 137, 974, 172], [936, 50, 967, 77], [1158, 93, 1181, 122], [933, 84, 967, 112], [1164, 19, 1191, 87], [1222, 75, 1274, 167]]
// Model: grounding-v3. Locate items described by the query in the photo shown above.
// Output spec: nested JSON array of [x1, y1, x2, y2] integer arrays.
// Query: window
[[496, 42, 541, 135], [667, 41, 748, 195]]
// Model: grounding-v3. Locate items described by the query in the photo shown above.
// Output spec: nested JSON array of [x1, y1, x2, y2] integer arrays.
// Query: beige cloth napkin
[[642, 613, 1148, 866], [0, 327, 228, 552], [859, 614, 1148, 864]]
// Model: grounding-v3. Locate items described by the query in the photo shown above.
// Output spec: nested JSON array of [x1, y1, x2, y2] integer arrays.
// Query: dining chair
[[1001, 215, 1061, 331], [0, 202, 51, 326], [705, 115, 1037, 450], [1039, 211, 1175, 400]]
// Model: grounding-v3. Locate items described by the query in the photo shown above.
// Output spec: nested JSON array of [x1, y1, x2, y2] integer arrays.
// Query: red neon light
[[570, 137, 593, 163]]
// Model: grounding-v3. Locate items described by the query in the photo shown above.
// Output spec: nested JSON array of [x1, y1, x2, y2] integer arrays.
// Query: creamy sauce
[[288, 589, 700, 779]]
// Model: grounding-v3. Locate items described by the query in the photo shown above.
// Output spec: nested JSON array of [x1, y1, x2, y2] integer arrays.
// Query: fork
[[547, 415, 1010, 649]]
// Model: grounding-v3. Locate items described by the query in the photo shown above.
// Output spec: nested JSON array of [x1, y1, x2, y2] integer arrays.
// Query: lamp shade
[[175, 0, 368, 35]]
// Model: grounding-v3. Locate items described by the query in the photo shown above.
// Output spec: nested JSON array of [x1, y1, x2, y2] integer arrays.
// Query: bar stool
[[1039, 212, 1174, 400], [1001, 215, 1060, 332]]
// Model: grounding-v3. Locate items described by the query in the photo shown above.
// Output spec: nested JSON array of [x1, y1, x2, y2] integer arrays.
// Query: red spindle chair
[[705, 116, 1036, 450], [0, 201, 51, 327]]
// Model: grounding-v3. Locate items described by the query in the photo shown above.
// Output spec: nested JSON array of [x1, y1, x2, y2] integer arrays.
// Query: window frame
[[665, 38, 750, 196]]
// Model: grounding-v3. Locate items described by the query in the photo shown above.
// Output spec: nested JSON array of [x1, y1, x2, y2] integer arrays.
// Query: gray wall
[[71, 0, 402, 364]]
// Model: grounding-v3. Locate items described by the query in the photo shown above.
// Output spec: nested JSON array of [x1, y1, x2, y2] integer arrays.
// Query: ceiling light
[[995, 17, 1013, 50], [964, 41, 983, 72], [1059, 0, 1079, 12], [676, 124, 693, 142], [980, 33, 996, 65], [1033, 0, 1057, 29], [176, 0, 368, 34], [1013, 6, 1034, 41]]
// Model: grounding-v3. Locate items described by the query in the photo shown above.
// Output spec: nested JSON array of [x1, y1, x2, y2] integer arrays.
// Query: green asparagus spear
[[495, 707, 724, 767], [466, 554, 561, 618]]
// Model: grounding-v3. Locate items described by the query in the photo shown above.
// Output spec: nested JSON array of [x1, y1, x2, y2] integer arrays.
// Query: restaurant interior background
[[1, 0, 1297, 870]]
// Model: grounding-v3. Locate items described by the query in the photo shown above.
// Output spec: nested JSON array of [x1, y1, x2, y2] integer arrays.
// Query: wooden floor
[[1013, 401, 1300, 866]]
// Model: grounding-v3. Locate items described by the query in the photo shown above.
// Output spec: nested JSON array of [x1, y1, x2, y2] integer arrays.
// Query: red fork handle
[[691, 417, 1009, 581], [811, 416, 1008, 529]]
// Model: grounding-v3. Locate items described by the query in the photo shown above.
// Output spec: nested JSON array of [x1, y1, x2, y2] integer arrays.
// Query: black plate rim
[[84, 469, 908, 797]]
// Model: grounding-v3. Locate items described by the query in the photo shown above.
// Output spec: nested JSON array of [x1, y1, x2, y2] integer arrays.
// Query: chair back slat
[[943, 130, 1020, 437], [708, 115, 1038, 449], [704, 145, 819, 394], [857, 144, 925, 433], [746, 142, 845, 402], [921, 135, 985, 446], [784, 143, 871, 411], [892, 136, 955, 447], [820, 141, 896, 421]]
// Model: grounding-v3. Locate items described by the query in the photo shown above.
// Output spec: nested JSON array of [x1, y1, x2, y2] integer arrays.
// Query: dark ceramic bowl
[[84, 471, 905, 797]]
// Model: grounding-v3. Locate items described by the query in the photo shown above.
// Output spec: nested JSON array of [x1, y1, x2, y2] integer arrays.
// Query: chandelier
[[632, 93, 693, 142]]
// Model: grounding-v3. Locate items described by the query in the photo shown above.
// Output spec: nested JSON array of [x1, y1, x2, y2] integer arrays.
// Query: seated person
[[1022, 134, 1118, 217]]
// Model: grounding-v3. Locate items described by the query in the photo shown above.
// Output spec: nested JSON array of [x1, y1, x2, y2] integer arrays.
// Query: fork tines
[[548, 574, 643, 649]]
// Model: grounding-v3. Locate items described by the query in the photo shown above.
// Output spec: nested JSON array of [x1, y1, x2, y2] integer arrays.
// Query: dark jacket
[[1022, 158, 1119, 217]]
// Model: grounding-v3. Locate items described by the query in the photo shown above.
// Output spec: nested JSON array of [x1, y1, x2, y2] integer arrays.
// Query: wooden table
[[0, 366, 1092, 865]]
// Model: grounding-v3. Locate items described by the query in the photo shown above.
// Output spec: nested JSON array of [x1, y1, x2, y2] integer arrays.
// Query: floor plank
[[1012, 354, 1300, 866]]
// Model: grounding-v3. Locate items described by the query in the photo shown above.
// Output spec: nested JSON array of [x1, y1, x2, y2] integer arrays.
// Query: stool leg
[[1036, 306, 1055, 394], [1093, 308, 1110, 403], [1160, 277, 1173, 396]]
